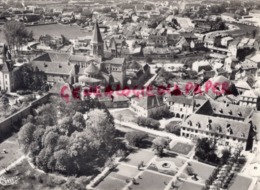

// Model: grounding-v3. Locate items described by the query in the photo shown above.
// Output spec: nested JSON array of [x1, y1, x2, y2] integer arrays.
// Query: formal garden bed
[[148, 156, 186, 176], [129, 171, 172, 190], [170, 142, 194, 156]]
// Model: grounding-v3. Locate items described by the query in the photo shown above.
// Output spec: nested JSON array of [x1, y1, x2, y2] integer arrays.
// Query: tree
[[195, 138, 219, 163], [125, 131, 148, 147], [3, 21, 32, 53], [146, 56, 153, 64], [165, 122, 181, 135], [18, 122, 36, 153], [252, 29, 258, 39], [221, 148, 231, 164], [152, 137, 170, 157]]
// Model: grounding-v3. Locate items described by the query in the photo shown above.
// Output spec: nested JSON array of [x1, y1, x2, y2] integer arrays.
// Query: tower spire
[[91, 21, 104, 57], [92, 21, 103, 44]]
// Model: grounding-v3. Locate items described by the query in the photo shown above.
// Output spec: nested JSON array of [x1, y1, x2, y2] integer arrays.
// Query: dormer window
[[238, 112, 242, 117], [188, 120, 192, 126], [207, 124, 212, 130], [227, 127, 233, 135], [44, 63, 47, 67], [228, 110, 232, 115], [241, 133, 245, 138], [219, 109, 223, 113], [226, 123, 231, 128], [196, 122, 201, 128]]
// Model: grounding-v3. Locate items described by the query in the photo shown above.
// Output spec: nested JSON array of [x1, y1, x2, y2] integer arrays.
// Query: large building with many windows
[[181, 100, 256, 150]]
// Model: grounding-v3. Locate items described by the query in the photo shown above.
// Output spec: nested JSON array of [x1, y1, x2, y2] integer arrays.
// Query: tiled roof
[[167, 96, 193, 105], [32, 61, 74, 75], [33, 52, 70, 63], [103, 57, 125, 65], [84, 62, 99, 74], [92, 21, 103, 44], [133, 95, 165, 109], [183, 113, 250, 140]]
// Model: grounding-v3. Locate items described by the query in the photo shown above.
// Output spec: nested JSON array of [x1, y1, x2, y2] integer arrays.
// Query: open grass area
[[0, 136, 22, 170], [1, 159, 68, 190], [183, 161, 215, 181], [178, 181, 204, 190], [229, 175, 252, 190], [123, 149, 155, 167], [96, 164, 139, 190], [111, 108, 137, 122], [170, 142, 194, 156], [129, 171, 172, 190]]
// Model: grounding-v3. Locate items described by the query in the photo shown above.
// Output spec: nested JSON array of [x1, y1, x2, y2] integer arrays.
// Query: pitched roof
[[33, 52, 70, 63], [183, 113, 250, 140], [92, 21, 103, 44], [103, 57, 125, 65], [84, 62, 99, 74], [32, 61, 74, 75], [133, 95, 165, 109], [1, 61, 12, 72], [167, 96, 193, 105]]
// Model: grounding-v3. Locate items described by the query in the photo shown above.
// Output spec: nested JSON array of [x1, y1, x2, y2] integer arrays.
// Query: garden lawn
[[171, 142, 194, 155], [123, 149, 155, 167], [96, 164, 139, 190], [129, 171, 172, 190], [96, 176, 126, 190], [111, 108, 137, 122], [178, 181, 204, 190], [229, 175, 252, 190], [0, 136, 23, 170], [184, 161, 215, 181]]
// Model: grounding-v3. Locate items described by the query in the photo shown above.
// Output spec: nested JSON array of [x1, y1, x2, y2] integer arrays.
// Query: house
[[181, 100, 255, 150], [165, 96, 194, 118], [235, 80, 252, 95], [130, 95, 167, 117], [221, 13, 236, 22], [239, 90, 259, 110], [249, 10, 260, 19], [125, 61, 150, 87]]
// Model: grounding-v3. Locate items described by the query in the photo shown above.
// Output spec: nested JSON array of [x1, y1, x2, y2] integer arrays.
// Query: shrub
[[165, 122, 181, 135], [186, 166, 194, 176], [136, 116, 160, 129], [125, 131, 148, 147]]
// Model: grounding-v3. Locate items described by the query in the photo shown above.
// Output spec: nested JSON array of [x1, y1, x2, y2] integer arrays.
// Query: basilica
[[31, 22, 126, 91]]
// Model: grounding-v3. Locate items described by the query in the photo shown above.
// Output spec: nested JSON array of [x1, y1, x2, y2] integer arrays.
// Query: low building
[[165, 96, 194, 118], [239, 90, 259, 110]]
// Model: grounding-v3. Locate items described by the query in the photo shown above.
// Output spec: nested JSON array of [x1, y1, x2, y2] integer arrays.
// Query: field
[[0, 135, 23, 171], [170, 142, 194, 156], [229, 175, 252, 190], [178, 181, 204, 190], [183, 161, 215, 181]]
